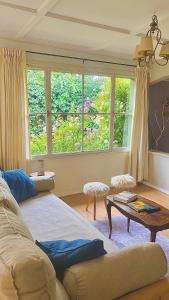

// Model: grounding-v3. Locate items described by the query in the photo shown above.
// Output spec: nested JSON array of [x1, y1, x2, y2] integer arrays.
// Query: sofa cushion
[[2, 169, 36, 203], [0, 206, 33, 240], [0, 235, 57, 300], [0, 174, 10, 191], [0, 205, 57, 300], [0, 177, 21, 216], [63, 243, 167, 300], [36, 239, 107, 280]]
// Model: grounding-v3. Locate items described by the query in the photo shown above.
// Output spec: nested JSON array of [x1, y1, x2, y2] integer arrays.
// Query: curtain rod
[[26, 51, 135, 68]]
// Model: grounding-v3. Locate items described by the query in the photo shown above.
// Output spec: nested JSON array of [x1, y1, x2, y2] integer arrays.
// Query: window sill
[[30, 148, 130, 160]]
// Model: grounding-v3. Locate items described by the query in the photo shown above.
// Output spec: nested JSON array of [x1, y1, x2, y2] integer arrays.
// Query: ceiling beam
[[16, 0, 62, 39], [0, 0, 137, 39], [46, 12, 131, 35], [0, 1, 130, 37], [0, 0, 169, 43], [0, 0, 36, 13]]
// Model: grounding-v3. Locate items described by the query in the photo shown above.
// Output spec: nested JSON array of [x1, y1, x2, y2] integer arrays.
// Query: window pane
[[51, 72, 82, 113], [29, 114, 47, 155], [114, 78, 134, 113], [52, 114, 82, 153], [27, 70, 46, 113], [84, 75, 111, 113], [113, 114, 132, 147], [83, 115, 110, 151]]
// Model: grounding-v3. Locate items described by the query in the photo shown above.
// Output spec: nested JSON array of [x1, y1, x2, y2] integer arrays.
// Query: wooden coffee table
[[106, 195, 169, 242]]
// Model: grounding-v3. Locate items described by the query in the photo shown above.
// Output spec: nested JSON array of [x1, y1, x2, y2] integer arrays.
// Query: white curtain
[[0, 48, 26, 170], [129, 66, 149, 182]]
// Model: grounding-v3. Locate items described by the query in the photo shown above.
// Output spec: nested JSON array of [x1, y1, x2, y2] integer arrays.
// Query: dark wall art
[[149, 81, 169, 153]]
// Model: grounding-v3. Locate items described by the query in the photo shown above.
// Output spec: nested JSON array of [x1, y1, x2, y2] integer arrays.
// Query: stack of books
[[113, 191, 137, 204], [128, 201, 160, 213]]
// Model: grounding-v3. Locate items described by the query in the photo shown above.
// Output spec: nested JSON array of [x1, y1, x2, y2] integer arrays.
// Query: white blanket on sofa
[[20, 192, 116, 253]]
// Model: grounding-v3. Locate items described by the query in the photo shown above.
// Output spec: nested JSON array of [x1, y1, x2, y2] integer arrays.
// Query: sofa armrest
[[118, 277, 169, 300], [63, 243, 167, 300], [31, 176, 55, 192]]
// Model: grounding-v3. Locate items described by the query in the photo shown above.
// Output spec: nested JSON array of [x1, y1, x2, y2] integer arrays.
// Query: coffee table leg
[[107, 202, 112, 239], [150, 230, 157, 242], [127, 218, 130, 233]]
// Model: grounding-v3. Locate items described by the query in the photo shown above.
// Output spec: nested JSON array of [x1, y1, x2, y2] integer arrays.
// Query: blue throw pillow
[[2, 169, 36, 203], [36, 239, 107, 281]]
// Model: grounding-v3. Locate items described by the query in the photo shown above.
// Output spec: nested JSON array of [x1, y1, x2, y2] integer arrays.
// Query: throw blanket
[[2, 169, 36, 203], [36, 238, 107, 280]]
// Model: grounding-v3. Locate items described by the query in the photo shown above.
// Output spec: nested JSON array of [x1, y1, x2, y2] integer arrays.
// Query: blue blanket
[[36, 239, 107, 280], [2, 169, 36, 203]]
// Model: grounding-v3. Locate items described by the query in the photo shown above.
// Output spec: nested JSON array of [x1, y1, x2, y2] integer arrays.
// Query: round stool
[[83, 182, 110, 220], [111, 174, 136, 194]]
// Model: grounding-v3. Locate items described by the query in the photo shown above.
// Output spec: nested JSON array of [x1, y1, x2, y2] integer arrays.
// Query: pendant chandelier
[[133, 14, 169, 67]]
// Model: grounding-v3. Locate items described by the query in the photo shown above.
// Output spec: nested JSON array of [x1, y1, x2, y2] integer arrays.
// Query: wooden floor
[[62, 183, 169, 239]]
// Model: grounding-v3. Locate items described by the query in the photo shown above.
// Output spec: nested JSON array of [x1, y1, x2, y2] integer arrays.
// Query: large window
[[27, 69, 135, 156]]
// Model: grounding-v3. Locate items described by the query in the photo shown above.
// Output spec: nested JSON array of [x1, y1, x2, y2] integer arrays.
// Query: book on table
[[128, 200, 160, 213], [113, 191, 137, 204]]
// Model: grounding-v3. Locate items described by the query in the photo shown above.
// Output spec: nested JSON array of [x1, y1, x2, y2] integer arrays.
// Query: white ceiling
[[0, 0, 169, 60]]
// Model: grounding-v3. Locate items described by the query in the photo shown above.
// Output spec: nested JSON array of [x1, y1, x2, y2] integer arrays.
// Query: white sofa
[[0, 176, 169, 300]]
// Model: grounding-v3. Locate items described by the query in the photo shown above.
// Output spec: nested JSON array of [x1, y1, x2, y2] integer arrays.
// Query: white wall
[[0, 37, 133, 69], [28, 151, 129, 196], [148, 151, 169, 195]]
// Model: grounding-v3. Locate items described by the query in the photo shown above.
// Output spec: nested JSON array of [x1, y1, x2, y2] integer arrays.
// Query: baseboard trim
[[142, 181, 169, 196]]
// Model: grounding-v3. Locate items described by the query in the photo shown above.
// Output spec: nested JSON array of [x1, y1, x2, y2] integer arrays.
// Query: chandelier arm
[[156, 28, 162, 43], [154, 56, 168, 66], [152, 29, 162, 57]]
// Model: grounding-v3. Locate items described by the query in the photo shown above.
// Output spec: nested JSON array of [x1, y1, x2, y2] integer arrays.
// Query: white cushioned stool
[[111, 174, 136, 193], [83, 182, 110, 220]]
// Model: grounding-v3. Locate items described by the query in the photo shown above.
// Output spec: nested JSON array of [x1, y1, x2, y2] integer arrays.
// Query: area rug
[[93, 216, 169, 262]]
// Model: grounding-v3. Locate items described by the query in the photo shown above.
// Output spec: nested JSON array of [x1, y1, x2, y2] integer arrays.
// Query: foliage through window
[[27, 69, 135, 156]]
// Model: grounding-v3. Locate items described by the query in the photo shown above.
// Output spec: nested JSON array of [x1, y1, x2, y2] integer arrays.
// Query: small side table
[[30, 171, 55, 179], [30, 171, 56, 192]]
